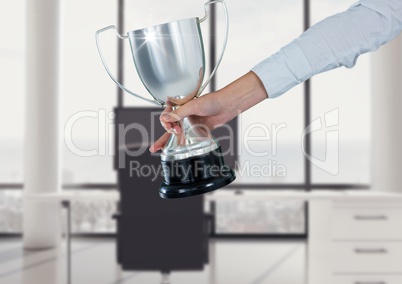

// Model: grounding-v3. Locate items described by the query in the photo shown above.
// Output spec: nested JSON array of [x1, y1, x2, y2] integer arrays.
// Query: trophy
[[95, 0, 235, 198]]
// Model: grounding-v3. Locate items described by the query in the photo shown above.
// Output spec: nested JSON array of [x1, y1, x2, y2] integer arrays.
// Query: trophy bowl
[[129, 18, 205, 106], [96, 0, 235, 198]]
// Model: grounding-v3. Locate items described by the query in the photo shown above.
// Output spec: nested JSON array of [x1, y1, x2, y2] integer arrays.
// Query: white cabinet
[[308, 200, 402, 284], [332, 205, 402, 240], [331, 242, 402, 273], [332, 275, 402, 284], [206, 190, 402, 284]]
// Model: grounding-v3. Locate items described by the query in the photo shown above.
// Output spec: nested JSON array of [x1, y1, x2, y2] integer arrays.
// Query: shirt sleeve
[[251, 0, 402, 99]]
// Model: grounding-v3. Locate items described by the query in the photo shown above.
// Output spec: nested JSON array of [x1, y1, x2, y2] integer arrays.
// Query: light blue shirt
[[252, 0, 402, 98]]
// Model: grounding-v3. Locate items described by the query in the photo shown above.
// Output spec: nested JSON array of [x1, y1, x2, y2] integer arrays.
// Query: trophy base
[[159, 147, 236, 199]]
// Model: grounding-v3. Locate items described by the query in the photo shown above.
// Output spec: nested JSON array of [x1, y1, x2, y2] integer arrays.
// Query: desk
[[26, 190, 402, 284], [207, 190, 402, 284]]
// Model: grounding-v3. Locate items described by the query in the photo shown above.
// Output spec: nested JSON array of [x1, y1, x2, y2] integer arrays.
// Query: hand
[[149, 71, 269, 153], [149, 91, 233, 153]]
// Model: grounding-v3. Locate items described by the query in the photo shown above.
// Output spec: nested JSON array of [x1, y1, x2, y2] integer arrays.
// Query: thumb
[[161, 99, 199, 123]]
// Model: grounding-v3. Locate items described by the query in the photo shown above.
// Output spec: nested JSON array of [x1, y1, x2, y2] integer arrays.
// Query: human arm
[[149, 71, 268, 152], [253, 0, 402, 98], [150, 0, 402, 152]]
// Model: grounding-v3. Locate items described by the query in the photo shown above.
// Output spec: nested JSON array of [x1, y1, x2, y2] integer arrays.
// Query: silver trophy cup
[[96, 0, 235, 198]]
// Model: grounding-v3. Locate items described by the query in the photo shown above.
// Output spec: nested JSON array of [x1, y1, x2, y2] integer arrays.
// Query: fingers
[[169, 122, 182, 134], [149, 132, 171, 153], [160, 99, 199, 123], [160, 100, 184, 134], [161, 120, 182, 135], [160, 102, 173, 131]]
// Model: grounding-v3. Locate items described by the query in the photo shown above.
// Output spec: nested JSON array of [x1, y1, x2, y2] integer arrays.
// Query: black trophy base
[[159, 147, 236, 199]]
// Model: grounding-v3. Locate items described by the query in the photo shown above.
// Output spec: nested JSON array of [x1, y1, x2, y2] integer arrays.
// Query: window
[[0, 1, 25, 184], [310, 0, 371, 184], [217, 0, 304, 184], [0, 0, 371, 235], [62, 0, 117, 184]]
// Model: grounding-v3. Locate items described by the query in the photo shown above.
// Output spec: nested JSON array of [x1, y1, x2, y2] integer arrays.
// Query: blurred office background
[[0, 0, 395, 283]]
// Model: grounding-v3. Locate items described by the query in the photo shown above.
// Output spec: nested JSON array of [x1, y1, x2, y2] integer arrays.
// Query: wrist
[[221, 71, 268, 115]]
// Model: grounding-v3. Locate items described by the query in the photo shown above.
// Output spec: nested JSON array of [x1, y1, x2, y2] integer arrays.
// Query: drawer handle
[[354, 215, 388, 220], [354, 248, 387, 254], [355, 282, 386, 284]]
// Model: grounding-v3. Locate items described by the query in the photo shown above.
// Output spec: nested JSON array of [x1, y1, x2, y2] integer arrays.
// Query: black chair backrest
[[115, 107, 239, 271]]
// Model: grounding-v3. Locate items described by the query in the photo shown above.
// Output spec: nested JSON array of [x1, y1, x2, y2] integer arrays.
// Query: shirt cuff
[[251, 41, 313, 99]]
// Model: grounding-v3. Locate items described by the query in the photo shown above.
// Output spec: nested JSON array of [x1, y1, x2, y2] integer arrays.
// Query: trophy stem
[[161, 116, 218, 161]]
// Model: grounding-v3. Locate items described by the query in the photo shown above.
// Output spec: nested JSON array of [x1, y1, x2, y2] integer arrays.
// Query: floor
[[0, 238, 306, 284]]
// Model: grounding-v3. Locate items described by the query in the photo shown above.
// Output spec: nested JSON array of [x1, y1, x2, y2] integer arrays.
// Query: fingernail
[[161, 114, 171, 122], [149, 146, 154, 152]]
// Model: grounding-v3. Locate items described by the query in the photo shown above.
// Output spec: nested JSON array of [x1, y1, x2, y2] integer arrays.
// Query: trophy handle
[[95, 25, 164, 107], [197, 0, 229, 96]]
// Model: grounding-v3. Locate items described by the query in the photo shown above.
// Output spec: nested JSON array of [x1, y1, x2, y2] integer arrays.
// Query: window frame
[[0, 0, 370, 237]]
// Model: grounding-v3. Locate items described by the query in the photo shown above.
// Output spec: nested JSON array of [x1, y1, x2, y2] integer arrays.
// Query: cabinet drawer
[[332, 275, 402, 284], [332, 208, 402, 240], [332, 242, 402, 273]]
